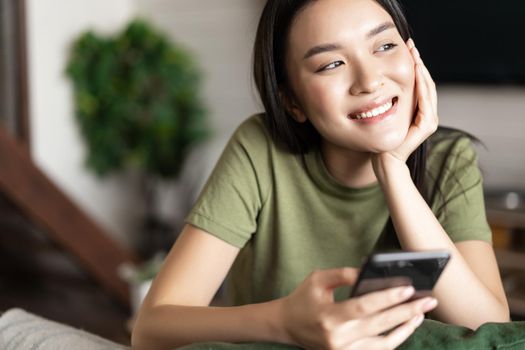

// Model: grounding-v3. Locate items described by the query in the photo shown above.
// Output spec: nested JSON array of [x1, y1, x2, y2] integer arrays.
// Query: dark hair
[[253, 0, 429, 247]]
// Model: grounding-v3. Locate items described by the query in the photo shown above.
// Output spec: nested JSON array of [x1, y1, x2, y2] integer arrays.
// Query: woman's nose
[[349, 61, 383, 95]]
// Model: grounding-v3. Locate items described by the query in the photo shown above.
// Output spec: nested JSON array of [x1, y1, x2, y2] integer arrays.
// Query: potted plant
[[66, 19, 209, 259]]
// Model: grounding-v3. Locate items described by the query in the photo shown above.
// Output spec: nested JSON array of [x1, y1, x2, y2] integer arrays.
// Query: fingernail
[[400, 286, 415, 298], [421, 298, 438, 312]]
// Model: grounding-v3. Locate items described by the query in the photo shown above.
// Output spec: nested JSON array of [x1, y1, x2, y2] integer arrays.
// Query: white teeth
[[352, 100, 393, 120]]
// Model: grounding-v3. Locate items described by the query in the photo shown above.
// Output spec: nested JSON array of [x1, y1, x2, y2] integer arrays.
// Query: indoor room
[[1, 0, 524, 349]]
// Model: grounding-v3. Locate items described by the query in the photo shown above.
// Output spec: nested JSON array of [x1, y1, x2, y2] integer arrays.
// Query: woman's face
[[286, 0, 416, 154]]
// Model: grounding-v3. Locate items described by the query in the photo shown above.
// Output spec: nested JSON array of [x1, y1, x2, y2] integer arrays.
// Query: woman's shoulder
[[427, 127, 479, 168], [231, 113, 292, 156], [425, 127, 482, 198], [233, 113, 269, 139]]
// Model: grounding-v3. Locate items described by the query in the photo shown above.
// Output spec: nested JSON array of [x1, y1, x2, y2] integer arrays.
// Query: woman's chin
[[368, 135, 407, 154]]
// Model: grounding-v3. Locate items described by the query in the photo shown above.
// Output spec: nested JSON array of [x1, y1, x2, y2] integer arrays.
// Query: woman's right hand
[[279, 267, 438, 350]]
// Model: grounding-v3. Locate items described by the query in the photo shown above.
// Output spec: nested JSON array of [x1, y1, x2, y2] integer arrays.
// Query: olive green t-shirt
[[186, 114, 491, 305]]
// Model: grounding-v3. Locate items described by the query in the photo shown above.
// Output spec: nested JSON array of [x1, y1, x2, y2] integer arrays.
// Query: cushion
[[0, 308, 129, 350], [178, 319, 525, 350]]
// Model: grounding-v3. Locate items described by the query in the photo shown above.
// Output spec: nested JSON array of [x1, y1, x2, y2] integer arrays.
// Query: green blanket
[[178, 320, 525, 350]]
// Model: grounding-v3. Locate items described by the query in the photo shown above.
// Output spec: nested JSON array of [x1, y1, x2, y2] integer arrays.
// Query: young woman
[[132, 0, 510, 349]]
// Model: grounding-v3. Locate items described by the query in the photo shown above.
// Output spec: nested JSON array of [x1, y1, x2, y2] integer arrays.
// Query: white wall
[[438, 86, 525, 190], [136, 0, 265, 136], [26, 0, 142, 248]]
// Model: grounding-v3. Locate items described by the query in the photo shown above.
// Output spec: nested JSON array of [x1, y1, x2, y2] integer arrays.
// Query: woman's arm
[[371, 39, 509, 329], [373, 155, 509, 329], [132, 224, 437, 349], [131, 224, 287, 349]]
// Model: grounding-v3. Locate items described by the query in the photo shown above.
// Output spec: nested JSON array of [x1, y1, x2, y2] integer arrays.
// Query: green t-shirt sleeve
[[430, 136, 492, 243], [185, 116, 271, 248]]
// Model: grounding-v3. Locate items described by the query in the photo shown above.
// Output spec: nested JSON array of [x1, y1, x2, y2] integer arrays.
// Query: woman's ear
[[280, 90, 307, 123]]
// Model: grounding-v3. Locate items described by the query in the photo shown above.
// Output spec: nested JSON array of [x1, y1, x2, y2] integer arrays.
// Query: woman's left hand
[[377, 39, 439, 165]]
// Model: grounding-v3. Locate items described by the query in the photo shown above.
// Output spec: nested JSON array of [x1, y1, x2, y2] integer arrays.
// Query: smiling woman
[[284, 0, 416, 161], [131, 1, 511, 349]]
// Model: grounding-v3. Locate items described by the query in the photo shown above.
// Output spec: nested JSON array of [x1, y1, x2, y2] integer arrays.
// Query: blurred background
[[0, 0, 523, 346]]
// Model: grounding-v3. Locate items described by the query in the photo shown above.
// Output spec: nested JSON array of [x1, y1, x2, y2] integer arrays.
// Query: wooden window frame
[[0, 0, 30, 150]]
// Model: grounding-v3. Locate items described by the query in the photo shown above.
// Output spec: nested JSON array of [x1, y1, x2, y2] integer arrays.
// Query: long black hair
[[253, 0, 427, 194]]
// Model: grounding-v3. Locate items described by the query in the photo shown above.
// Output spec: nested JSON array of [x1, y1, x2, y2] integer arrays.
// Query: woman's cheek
[[392, 55, 415, 89], [307, 79, 337, 115], [390, 52, 417, 115]]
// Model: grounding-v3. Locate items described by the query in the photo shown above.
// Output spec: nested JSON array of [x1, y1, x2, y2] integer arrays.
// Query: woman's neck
[[321, 141, 378, 188]]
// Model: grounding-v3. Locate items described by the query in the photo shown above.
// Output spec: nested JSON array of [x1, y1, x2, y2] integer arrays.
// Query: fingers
[[401, 39, 439, 158], [309, 267, 359, 291], [407, 39, 434, 90], [335, 296, 434, 349], [407, 38, 438, 120], [382, 314, 425, 348], [290, 270, 436, 350], [357, 314, 425, 350], [411, 47, 435, 116], [356, 296, 438, 338], [336, 286, 415, 320]]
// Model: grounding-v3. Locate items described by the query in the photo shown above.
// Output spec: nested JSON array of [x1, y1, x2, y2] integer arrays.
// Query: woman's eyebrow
[[303, 21, 396, 60], [303, 43, 342, 60], [367, 21, 396, 39]]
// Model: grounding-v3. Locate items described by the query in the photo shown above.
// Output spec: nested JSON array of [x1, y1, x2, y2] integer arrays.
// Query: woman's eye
[[317, 60, 344, 72], [377, 43, 398, 52]]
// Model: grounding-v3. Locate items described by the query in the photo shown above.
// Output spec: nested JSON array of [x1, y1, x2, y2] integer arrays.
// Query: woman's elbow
[[131, 318, 149, 350], [489, 298, 511, 324], [471, 304, 511, 330], [492, 303, 511, 323], [131, 309, 162, 350]]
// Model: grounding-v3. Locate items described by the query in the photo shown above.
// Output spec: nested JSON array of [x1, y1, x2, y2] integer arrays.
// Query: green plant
[[66, 19, 209, 257], [66, 19, 208, 179]]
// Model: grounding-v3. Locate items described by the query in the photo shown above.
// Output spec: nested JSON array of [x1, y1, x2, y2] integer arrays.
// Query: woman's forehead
[[288, 0, 394, 55]]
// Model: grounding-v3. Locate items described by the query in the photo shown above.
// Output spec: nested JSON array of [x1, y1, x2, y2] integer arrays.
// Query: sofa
[[0, 308, 129, 350]]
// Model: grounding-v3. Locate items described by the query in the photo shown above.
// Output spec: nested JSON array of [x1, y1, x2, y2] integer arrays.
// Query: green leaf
[[65, 18, 209, 178]]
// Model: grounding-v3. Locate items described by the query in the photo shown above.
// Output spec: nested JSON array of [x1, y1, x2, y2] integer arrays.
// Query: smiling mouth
[[348, 97, 398, 121]]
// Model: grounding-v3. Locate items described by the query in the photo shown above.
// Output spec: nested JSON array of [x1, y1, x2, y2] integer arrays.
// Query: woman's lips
[[348, 97, 398, 124]]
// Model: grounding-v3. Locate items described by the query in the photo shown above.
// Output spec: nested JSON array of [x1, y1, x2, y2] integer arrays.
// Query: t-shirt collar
[[303, 148, 381, 199]]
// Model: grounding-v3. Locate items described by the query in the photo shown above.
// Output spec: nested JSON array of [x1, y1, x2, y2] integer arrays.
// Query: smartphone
[[350, 251, 450, 299]]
